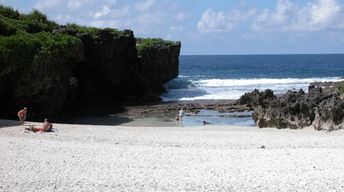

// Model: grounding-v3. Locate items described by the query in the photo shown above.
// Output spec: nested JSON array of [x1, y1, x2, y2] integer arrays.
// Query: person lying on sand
[[17, 107, 27, 125], [26, 118, 53, 133]]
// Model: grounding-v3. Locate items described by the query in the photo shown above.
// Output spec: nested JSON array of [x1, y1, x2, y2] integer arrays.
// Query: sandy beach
[[1, 119, 344, 192]]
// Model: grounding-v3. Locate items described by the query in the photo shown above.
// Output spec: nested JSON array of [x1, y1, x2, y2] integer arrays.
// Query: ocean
[[162, 54, 344, 101]]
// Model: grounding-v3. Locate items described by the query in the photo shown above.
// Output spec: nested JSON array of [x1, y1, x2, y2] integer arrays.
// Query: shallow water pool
[[178, 110, 256, 127]]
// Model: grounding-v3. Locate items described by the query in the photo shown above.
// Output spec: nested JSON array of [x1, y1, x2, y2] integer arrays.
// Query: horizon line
[[180, 53, 344, 56]]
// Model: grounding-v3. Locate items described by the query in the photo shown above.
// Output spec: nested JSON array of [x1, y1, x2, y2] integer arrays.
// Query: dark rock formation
[[237, 89, 276, 107], [0, 6, 181, 120], [72, 29, 138, 101], [134, 39, 181, 102], [137, 41, 181, 87], [0, 32, 84, 118], [241, 83, 344, 130]]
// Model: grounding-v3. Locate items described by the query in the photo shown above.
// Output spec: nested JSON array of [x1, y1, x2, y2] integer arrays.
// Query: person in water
[[177, 108, 185, 121], [17, 107, 28, 125]]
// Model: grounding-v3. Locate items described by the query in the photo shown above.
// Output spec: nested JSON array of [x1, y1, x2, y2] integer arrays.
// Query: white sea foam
[[162, 77, 343, 101], [195, 77, 343, 87]]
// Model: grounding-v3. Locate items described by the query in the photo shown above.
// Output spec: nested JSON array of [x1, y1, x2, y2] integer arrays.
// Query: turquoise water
[[177, 110, 255, 127]]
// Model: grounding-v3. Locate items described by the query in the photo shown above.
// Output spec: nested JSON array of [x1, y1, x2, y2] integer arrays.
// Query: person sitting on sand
[[26, 118, 53, 133], [17, 107, 27, 125]]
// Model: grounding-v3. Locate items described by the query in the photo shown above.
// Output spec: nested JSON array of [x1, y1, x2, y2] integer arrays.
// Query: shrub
[[0, 30, 82, 71], [0, 31, 40, 68], [0, 6, 58, 35], [66, 23, 123, 38], [0, 5, 20, 19]]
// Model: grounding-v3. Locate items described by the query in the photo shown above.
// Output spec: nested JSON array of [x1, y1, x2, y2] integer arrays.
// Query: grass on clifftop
[[136, 38, 176, 54], [0, 4, 177, 66], [66, 23, 124, 37], [0, 30, 82, 70], [0, 5, 58, 35], [0, 5, 83, 77]]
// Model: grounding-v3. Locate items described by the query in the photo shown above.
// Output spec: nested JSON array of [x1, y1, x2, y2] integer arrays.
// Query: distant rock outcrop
[[237, 89, 276, 107], [240, 82, 344, 131]]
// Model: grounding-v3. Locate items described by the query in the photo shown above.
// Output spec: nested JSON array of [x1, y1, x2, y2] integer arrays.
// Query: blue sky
[[1, 0, 344, 55]]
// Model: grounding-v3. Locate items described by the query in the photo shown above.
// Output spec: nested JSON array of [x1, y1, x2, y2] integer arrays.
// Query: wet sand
[[1, 119, 344, 191]]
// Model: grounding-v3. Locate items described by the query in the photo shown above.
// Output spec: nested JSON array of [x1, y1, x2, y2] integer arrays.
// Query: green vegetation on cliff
[[0, 5, 58, 35], [136, 38, 176, 55], [0, 5, 83, 80], [66, 23, 124, 37]]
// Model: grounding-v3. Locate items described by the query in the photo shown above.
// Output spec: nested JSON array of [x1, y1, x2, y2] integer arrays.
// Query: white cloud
[[94, 5, 111, 18], [67, 0, 84, 11], [310, 0, 340, 25], [252, 0, 295, 31], [197, 9, 234, 32], [176, 12, 187, 21], [35, 0, 94, 12], [135, 13, 162, 29], [170, 26, 183, 32], [252, 0, 343, 32], [34, 0, 60, 11], [135, 0, 155, 12], [108, 5, 130, 18], [89, 0, 185, 38], [30, 0, 186, 41], [197, 8, 255, 33]]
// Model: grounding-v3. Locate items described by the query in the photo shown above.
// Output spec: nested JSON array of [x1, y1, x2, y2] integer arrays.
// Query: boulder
[[237, 89, 276, 107]]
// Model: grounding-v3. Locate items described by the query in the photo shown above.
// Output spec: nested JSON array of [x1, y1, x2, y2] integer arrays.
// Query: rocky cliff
[[54, 26, 140, 104], [239, 82, 344, 131], [0, 6, 181, 120], [134, 38, 181, 101]]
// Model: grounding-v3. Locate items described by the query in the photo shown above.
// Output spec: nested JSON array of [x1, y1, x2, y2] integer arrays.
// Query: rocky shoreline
[[119, 100, 250, 120], [239, 81, 344, 131], [109, 80, 344, 130]]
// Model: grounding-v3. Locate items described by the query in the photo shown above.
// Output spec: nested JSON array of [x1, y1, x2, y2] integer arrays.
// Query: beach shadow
[[61, 115, 134, 126], [0, 119, 20, 128]]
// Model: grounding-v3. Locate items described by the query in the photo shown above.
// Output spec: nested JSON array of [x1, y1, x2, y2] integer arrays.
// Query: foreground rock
[[240, 82, 344, 130]]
